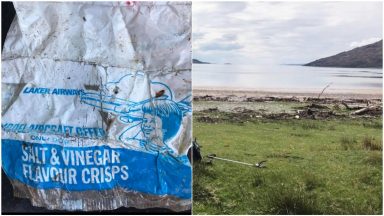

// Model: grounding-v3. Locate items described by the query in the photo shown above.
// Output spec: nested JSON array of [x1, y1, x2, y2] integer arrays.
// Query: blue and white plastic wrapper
[[1, 1, 191, 211]]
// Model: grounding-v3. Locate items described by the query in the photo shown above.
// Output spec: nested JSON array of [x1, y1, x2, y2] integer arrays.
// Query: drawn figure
[[80, 72, 191, 156]]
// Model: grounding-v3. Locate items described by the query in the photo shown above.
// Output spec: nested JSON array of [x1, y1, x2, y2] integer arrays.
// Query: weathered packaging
[[1, 1, 191, 211]]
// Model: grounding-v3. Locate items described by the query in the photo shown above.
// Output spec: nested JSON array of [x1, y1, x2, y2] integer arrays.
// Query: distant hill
[[193, 59, 211, 64], [305, 40, 382, 68]]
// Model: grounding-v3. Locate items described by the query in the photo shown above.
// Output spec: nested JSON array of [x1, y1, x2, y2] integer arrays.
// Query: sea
[[193, 64, 383, 93]]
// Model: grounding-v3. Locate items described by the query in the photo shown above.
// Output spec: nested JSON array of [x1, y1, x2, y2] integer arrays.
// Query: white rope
[[207, 155, 255, 166]]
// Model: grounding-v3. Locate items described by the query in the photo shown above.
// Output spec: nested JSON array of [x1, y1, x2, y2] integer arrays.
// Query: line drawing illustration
[[80, 72, 191, 155]]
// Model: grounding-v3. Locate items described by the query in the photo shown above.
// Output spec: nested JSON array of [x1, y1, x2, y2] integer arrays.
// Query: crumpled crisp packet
[[1, 1, 191, 211]]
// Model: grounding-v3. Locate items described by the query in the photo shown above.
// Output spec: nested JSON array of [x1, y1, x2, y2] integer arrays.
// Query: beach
[[193, 88, 383, 100]]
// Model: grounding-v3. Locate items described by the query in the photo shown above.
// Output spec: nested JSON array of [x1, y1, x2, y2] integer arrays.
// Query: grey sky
[[193, 1, 383, 65]]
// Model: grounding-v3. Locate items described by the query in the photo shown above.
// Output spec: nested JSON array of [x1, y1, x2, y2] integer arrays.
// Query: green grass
[[362, 136, 382, 151], [193, 117, 382, 214]]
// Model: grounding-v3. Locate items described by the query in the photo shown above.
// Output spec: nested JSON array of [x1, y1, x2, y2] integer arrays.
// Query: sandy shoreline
[[193, 87, 383, 100]]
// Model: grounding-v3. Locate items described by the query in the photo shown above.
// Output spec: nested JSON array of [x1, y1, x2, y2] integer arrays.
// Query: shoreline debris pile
[[194, 95, 382, 123]]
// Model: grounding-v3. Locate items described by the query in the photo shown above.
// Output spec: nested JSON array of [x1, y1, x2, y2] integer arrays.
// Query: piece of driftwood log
[[351, 106, 379, 115], [342, 101, 368, 110]]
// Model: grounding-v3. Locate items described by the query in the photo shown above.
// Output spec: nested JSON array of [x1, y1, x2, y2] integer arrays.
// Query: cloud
[[200, 42, 243, 51], [349, 37, 382, 48], [192, 32, 206, 41], [193, 1, 383, 64], [212, 2, 248, 14], [222, 33, 237, 41]]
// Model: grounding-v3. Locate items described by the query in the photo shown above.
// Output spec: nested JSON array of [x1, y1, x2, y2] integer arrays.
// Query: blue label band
[[2, 139, 191, 199]]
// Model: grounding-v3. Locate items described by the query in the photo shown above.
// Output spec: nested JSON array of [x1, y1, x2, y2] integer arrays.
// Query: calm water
[[193, 64, 383, 92]]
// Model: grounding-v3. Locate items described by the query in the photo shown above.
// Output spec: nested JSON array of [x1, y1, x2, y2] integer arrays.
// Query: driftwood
[[351, 106, 380, 115], [342, 101, 368, 110], [317, 83, 332, 99]]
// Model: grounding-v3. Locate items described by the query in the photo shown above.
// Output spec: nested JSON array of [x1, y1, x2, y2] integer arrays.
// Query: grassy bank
[[193, 107, 382, 214]]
